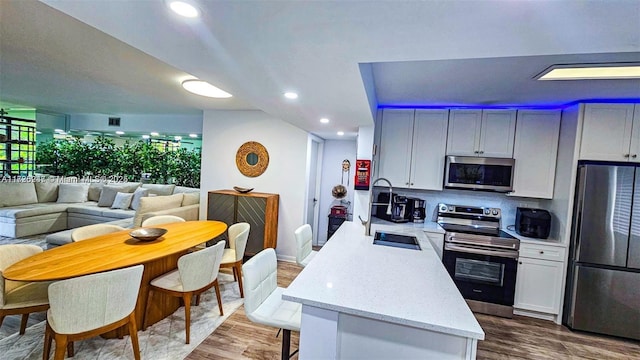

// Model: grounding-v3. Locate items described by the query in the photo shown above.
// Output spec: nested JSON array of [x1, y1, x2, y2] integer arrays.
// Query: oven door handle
[[447, 236, 518, 250], [445, 243, 519, 259]]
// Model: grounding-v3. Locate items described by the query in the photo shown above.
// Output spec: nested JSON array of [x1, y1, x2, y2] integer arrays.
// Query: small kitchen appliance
[[411, 198, 426, 223], [515, 207, 551, 239], [375, 193, 412, 223]]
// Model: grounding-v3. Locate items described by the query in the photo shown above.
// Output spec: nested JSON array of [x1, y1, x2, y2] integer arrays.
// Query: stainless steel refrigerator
[[564, 162, 640, 340]]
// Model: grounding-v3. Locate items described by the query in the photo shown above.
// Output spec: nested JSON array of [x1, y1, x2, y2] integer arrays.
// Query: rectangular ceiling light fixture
[[536, 63, 640, 80]]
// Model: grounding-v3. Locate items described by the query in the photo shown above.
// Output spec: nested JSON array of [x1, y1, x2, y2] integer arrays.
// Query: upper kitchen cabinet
[[579, 103, 640, 162], [378, 109, 448, 190], [446, 109, 517, 158], [510, 110, 561, 199]]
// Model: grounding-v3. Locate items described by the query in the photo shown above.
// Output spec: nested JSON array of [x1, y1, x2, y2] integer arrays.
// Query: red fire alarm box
[[354, 160, 371, 190]]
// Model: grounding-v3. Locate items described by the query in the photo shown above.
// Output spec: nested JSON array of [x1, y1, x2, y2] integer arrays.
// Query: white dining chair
[[220, 222, 250, 298], [243, 248, 301, 360], [144, 240, 225, 344], [0, 244, 50, 335], [141, 215, 186, 227], [43, 265, 144, 360], [70, 224, 125, 242], [294, 224, 317, 267]]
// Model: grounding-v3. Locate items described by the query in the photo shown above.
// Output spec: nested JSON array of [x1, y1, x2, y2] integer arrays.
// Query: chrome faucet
[[359, 177, 393, 236]]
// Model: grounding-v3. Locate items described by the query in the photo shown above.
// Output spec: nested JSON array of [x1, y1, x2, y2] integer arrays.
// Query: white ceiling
[[1, 1, 639, 140]]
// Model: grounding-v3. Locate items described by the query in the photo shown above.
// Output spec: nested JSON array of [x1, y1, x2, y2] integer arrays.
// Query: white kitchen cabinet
[[514, 243, 566, 316], [510, 110, 561, 199], [425, 231, 444, 259], [378, 109, 448, 190], [579, 103, 640, 162], [446, 109, 516, 158]]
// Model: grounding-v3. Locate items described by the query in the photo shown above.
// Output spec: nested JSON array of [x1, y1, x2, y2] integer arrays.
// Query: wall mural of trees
[[36, 137, 201, 187]]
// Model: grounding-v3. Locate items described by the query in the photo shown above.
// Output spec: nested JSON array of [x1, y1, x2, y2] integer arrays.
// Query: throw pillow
[[133, 193, 184, 227], [182, 192, 200, 206], [34, 181, 59, 203], [56, 183, 90, 203], [97, 185, 131, 207], [87, 182, 105, 201], [111, 192, 134, 209], [130, 188, 150, 210]]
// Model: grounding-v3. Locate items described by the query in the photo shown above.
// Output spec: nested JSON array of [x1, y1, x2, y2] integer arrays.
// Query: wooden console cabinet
[[207, 190, 279, 256]]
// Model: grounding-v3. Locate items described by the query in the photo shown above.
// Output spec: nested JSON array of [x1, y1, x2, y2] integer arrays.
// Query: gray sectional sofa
[[0, 179, 200, 247]]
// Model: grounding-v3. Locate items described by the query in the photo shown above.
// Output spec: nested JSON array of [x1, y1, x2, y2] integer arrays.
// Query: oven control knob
[[440, 205, 447, 212], [492, 209, 499, 215], [448, 206, 454, 211], [484, 209, 490, 215]]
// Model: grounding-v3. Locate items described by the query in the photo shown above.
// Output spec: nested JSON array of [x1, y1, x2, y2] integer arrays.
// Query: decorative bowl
[[129, 228, 167, 241], [233, 186, 254, 193]]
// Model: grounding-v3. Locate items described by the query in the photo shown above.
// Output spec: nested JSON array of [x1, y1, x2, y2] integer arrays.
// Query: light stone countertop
[[282, 221, 484, 340], [502, 228, 567, 248], [371, 217, 445, 234]]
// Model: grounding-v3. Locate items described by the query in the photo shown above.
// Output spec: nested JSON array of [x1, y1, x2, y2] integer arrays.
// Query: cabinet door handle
[[479, 151, 484, 154], [624, 154, 630, 158], [539, 250, 544, 254], [410, 183, 414, 186], [474, 150, 479, 154], [406, 182, 409, 185], [633, 154, 638, 159], [519, 261, 522, 265]]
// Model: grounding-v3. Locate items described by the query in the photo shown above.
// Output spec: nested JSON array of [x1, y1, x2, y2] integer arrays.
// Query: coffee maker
[[410, 198, 426, 223]]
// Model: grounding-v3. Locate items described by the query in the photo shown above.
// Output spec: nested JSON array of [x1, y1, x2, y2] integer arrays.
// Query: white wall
[[318, 139, 357, 244], [69, 113, 203, 134], [200, 110, 309, 261]]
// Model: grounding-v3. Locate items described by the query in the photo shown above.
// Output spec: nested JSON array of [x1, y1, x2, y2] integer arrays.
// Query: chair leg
[[53, 333, 68, 360], [195, 294, 201, 306], [183, 293, 192, 344], [67, 342, 74, 357], [213, 279, 224, 316], [128, 312, 141, 360], [43, 322, 52, 360], [232, 266, 237, 281], [142, 288, 153, 331], [235, 262, 244, 298], [20, 313, 29, 334], [0, 315, 4, 328], [281, 329, 291, 360]]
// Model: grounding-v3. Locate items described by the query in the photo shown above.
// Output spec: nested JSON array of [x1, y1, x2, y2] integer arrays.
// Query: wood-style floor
[[188, 261, 640, 360]]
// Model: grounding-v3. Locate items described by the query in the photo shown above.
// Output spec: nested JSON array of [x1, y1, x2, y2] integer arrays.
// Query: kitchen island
[[282, 221, 484, 359]]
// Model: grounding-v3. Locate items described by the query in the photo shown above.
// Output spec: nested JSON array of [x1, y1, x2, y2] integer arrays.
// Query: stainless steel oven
[[438, 203, 520, 318]]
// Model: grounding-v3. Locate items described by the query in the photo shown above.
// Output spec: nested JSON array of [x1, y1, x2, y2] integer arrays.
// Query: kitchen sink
[[373, 231, 421, 250]]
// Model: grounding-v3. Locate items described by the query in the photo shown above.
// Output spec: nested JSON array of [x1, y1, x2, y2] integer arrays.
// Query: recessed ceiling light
[[142, 135, 150, 139], [175, 136, 182, 141], [54, 129, 65, 133], [189, 133, 198, 138], [536, 63, 640, 80], [167, 0, 199, 18], [115, 131, 125, 135], [182, 79, 232, 98], [284, 92, 298, 99], [320, 118, 330, 124], [150, 132, 159, 136], [337, 131, 345, 136]]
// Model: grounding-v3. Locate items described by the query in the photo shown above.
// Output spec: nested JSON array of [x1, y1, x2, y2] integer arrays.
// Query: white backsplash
[[373, 186, 552, 229]]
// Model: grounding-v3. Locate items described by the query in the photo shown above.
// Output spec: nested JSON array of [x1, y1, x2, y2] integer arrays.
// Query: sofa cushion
[[67, 203, 103, 217], [0, 183, 38, 207], [34, 181, 59, 203], [133, 193, 184, 227], [182, 192, 200, 206], [130, 188, 149, 211], [87, 182, 104, 201], [0, 203, 70, 219], [112, 192, 133, 209], [141, 184, 176, 196], [56, 183, 90, 203], [173, 186, 199, 194], [98, 185, 133, 207], [101, 208, 135, 219]]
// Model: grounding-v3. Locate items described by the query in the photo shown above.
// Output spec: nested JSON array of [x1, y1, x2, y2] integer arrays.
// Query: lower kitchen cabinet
[[514, 243, 566, 319]]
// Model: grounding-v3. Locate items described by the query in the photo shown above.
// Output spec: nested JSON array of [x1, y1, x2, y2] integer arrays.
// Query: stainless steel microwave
[[444, 156, 515, 192]]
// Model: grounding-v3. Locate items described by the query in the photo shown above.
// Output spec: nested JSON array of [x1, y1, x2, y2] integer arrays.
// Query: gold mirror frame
[[236, 141, 269, 177]]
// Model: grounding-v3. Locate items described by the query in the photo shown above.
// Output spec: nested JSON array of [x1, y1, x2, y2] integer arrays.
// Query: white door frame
[[305, 135, 324, 246]]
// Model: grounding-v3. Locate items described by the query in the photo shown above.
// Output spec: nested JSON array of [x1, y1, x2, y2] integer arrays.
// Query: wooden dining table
[[4, 220, 227, 338]]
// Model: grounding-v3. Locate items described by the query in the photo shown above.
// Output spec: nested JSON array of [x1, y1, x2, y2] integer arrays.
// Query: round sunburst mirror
[[236, 141, 269, 177]]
